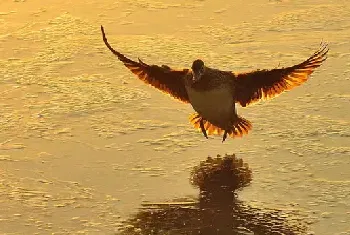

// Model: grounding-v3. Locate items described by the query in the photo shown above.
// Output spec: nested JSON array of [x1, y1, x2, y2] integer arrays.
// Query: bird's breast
[[186, 85, 235, 125]]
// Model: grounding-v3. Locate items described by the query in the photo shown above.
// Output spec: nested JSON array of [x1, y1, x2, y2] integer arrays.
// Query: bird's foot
[[199, 119, 208, 139], [222, 130, 228, 143]]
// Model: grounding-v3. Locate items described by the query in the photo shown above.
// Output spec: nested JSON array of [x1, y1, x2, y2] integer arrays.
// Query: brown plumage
[[101, 25, 328, 142], [234, 45, 328, 107], [101, 27, 190, 103]]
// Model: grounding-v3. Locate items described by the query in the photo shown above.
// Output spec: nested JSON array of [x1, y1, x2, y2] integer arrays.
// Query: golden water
[[1, 0, 349, 234]]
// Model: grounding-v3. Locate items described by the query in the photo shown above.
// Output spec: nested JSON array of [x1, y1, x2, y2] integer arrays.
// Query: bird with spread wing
[[100, 26, 328, 142]]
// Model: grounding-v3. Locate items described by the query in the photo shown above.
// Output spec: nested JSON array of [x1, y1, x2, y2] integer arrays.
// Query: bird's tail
[[189, 113, 252, 138]]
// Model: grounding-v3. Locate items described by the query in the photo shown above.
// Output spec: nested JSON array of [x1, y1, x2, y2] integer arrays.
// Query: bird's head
[[191, 59, 205, 82]]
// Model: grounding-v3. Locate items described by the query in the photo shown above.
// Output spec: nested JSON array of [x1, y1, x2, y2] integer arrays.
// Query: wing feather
[[234, 43, 329, 107], [101, 26, 190, 103]]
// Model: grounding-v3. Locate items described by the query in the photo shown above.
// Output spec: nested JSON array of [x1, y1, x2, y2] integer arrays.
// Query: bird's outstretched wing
[[101, 26, 190, 103], [234, 43, 329, 107]]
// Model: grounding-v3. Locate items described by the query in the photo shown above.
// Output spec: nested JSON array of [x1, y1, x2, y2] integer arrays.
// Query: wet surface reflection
[[121, 154, 307, 235]]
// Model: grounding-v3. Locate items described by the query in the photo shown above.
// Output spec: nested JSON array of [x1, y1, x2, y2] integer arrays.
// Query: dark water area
[[122, 155, 308, 235]]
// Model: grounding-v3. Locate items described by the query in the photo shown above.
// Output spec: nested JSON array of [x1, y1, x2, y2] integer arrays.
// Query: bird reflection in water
[[121, 154, 307, 235]]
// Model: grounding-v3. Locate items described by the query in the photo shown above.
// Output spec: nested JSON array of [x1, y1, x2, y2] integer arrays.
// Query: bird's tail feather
[[189, 113, 252, 138]]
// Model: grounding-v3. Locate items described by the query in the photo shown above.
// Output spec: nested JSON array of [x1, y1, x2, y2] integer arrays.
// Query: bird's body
[[186, 83, 235, 127], [184, 68, 237, 130], [100, 25, 328, 142]]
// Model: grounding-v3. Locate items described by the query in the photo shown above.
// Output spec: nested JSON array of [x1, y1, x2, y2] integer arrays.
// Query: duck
[[100, 26, 328, 142]]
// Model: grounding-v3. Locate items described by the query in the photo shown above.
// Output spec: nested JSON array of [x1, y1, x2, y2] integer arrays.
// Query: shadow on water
[[120, 154, 307, 235]]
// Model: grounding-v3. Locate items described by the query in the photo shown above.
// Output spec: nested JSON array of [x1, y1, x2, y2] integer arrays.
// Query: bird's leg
[[199, 118, 208, 139], [222, 130, 228, 143]]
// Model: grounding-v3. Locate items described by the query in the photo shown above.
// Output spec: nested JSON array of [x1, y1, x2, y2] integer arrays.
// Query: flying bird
[[100, 26, 328, 142]]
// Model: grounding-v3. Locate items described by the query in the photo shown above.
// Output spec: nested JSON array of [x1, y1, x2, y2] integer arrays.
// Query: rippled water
[[0, 0, 349, 234]]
